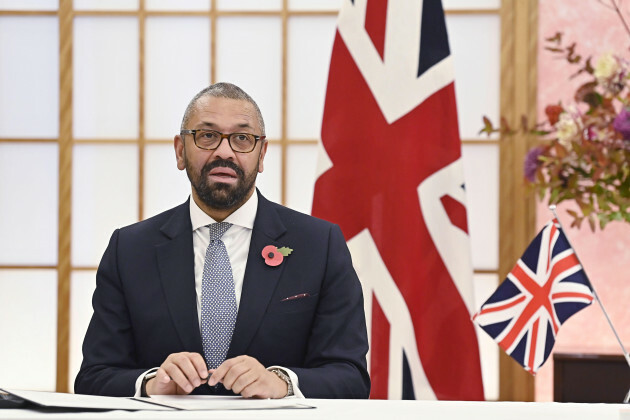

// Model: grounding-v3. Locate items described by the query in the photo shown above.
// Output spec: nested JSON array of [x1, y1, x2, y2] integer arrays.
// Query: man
[[74, 83, 370, 399]]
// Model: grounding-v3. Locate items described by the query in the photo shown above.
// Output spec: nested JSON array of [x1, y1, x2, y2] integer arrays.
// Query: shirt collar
[[189, 190, 258, 231]]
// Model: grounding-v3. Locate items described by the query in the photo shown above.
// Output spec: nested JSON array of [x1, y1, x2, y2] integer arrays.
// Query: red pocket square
[[280, 293, 310, 302]]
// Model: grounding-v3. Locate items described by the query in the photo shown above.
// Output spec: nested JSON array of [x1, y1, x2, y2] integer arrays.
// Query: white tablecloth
[[1, 399, 628, 420]]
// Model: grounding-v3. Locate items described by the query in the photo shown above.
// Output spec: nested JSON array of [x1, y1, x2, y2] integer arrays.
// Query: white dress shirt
[[135, 192, 303, 398]]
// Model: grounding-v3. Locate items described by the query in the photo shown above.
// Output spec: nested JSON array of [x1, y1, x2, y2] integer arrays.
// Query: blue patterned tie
[[201, 222, 237, 370]]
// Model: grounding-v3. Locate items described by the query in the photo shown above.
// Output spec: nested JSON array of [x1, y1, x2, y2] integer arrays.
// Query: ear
[[174, 134, 186, 171], [257, 140, 268, 173]]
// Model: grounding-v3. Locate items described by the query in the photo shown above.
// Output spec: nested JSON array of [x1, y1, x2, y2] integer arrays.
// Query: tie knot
[[208, 222, 232, 241]]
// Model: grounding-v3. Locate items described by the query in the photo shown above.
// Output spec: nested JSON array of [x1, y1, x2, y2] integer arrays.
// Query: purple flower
[[524, 147, 544, 182], [613, 107, 630, 140]]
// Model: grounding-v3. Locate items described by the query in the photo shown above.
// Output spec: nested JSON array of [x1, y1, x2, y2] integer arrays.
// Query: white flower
[[595, 127, 608, 141], [594, 52, 619, 81], [555, 112, 579, 146]]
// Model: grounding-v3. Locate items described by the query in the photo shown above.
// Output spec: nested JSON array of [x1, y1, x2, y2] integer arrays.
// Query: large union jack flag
[[473, 219, 594, 373], [312, 0, 484, 400]]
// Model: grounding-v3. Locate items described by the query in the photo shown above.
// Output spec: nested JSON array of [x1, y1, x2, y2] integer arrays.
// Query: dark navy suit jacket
[[74, 191, 370, 398]]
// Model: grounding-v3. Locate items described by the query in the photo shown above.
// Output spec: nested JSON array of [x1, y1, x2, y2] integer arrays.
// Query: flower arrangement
[[481, 22, 630, 231]]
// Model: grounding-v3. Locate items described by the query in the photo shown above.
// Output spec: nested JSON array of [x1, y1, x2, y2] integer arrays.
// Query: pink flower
[[262, 245, 283, 266], [613, 108, 630, 141], [261, 245, 293, 267]]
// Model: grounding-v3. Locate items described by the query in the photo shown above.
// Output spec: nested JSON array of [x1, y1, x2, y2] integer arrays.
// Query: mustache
[[201, 159, 245, 179]]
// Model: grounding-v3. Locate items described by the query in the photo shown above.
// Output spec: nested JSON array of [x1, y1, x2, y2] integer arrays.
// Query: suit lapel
[[156, 200, 203, 354], [228, 191, 287, 357]]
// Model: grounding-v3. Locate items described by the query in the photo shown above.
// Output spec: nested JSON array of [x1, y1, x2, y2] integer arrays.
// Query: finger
[[173, 354, 207, 387], [146, 369, 175, 396], [189, 353, 211, 380], [240, 374, 279, 399], [207, 358, 238, 386], [157, 369, 172, 384], [203, 369, 216, 384], [229, 369, 258, 395], [221, 360, 252, 390], [243, 370, 289, 399], [240, 380, 267, 399], [162, 365, 196, 393], [162, 355, 204, 392]]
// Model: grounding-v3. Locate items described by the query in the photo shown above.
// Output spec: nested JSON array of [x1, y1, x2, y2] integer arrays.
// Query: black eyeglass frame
[[180, 129, 266, 153]]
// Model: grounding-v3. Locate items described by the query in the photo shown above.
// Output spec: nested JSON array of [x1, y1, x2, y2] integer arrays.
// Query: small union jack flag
[[473, 219, 594, 374]]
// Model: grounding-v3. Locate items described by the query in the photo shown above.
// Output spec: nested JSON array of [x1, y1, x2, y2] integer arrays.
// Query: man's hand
[[145, 352, 210, 396], [207, 355, 288, 399]]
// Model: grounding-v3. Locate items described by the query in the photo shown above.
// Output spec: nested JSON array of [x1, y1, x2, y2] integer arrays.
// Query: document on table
[[0, 388, 172, 411], [1, 388, 314, 411], [137, 395, 315, 411]]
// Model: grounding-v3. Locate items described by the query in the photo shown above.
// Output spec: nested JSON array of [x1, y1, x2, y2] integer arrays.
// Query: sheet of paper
[[0, 388, 173, 411], [138, 395, 315, 411]]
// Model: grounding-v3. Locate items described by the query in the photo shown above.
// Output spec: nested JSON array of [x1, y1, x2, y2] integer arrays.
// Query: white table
[[1, 399, 628, 420]]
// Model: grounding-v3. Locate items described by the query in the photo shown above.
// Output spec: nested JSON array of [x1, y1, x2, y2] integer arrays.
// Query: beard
[[185, 156, 258, 211]]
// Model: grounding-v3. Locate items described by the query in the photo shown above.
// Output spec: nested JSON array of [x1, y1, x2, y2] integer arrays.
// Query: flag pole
[[549, 205, 630, 377]]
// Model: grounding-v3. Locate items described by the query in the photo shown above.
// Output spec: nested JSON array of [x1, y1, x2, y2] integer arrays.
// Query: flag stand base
[[551, 206, 630, 401]]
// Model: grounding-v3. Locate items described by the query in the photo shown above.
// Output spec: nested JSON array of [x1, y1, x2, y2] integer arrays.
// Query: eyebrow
[[197, 121, 254, 131]]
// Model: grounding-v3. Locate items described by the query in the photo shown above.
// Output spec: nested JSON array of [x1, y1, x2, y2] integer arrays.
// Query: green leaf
[[277, 247, 293, 257]]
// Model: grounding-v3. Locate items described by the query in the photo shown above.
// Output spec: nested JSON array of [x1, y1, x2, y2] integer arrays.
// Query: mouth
[[207, 166, 238, 184]]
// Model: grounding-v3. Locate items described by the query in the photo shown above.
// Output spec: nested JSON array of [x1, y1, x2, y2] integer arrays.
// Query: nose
[[212, 135, 236, 159]]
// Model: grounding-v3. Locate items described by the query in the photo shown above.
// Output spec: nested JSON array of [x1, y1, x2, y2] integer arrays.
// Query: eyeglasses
[[180, 129, 266, 153]]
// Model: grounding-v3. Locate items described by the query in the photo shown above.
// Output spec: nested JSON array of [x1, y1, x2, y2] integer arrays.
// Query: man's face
[[174, 96, 267, 213]]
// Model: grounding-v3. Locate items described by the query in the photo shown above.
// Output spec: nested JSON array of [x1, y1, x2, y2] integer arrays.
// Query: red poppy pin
[[262, 245, 293, 267]]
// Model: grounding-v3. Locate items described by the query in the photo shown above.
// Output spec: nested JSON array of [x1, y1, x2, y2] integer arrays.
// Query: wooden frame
[[0, 1, 518, 397], [497, 0, 538, 401]]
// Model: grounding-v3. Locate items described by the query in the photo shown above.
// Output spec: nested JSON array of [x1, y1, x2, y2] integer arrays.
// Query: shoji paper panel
[[288, 0, 341, 10], [462, 143, 499, 270], [287, 16, 337, 139], [255, 142, 281, 205], [472, 272, 500, 401], [215, 17, 282, 140], [73, 0, 138, 10], [68, 270, 96, 393], [72, 144, 139, 266], [145, 16, 210, 140], [286, 144, 317, 214], [146, 0, 208, 11], [74, 17, 139, 139], [446, 13, 500, 140], [0, 143, 58, 265], [216, 0, 280, 11], [0, 16, 59, 138], [0, 269, 57, 391], [144, 144, 193, 218], [0, 0, 57, 10]]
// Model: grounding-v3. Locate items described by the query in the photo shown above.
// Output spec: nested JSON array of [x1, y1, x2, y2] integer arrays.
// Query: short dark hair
[[180, 82, 265, 135]]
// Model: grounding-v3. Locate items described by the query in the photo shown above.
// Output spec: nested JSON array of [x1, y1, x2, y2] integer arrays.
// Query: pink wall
[[535, 0, 630, 402]]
